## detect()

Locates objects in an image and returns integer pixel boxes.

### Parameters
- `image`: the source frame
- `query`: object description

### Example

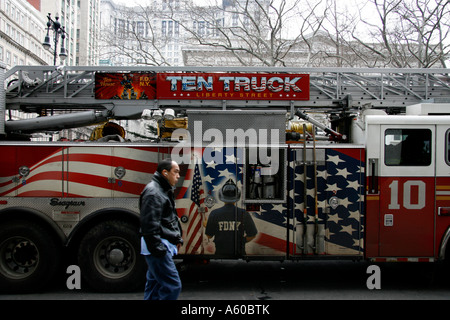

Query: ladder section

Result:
[5,66,450,118]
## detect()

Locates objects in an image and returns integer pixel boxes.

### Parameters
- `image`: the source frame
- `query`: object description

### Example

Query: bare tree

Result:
[400,0,450,67]
[99,0,449,68]
[172,0,319,67]
[311,0,360,67]
[297,0,330,67]
[101,0,331,67]
[351,0,450,68]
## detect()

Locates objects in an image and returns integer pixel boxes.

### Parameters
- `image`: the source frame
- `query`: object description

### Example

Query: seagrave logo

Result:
[170,120,280,175]
[50,198,86,209]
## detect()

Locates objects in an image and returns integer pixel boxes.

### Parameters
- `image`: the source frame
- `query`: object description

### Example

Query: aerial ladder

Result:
[2,65,450,136]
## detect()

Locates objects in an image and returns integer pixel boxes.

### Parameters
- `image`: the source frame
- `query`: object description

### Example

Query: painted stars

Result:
[323,150,364,252]
[201,147,244,199]
[327,154,345,166]
[259,203,289,226]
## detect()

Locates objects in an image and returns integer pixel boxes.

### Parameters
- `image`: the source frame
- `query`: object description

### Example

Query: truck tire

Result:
[77,220,145,292]
[0,220,61,293]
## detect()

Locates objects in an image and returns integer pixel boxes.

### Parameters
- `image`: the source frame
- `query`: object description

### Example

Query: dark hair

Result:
[157,158,174,174]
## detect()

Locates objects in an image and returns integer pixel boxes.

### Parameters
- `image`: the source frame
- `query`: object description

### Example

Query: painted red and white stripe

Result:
[0,146,161,198]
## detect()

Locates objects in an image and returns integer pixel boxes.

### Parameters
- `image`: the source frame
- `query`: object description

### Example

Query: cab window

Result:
[446,129,450,165]
[385,129,431,166]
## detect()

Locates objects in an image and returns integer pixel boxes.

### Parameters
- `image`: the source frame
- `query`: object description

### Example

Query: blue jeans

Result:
[143,253,181,300]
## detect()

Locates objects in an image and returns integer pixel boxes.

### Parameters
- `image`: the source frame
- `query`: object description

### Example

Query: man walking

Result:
[140,158,183,300]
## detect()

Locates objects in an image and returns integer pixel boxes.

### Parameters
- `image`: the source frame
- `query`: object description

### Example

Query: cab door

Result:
[378,125,435,257]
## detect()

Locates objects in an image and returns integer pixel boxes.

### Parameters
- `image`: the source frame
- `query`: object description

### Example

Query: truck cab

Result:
[365,103,450,261]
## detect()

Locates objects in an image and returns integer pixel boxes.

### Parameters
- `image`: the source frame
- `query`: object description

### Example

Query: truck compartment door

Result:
[65,146,113,197]
[291,146,364,257]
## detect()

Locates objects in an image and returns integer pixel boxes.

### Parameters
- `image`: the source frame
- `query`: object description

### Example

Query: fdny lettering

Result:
[218,221,241,231]
[166,75,303,93]
[138,75,155,87]
[50,198,86,209]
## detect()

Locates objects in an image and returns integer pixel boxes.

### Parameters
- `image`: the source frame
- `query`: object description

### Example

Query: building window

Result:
[162,20,167,36]
[6,51,11,66]
[137,21,145,36]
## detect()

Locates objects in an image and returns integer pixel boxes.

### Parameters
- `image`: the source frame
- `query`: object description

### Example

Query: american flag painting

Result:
[176,147,243,255]
[182,162,206,254]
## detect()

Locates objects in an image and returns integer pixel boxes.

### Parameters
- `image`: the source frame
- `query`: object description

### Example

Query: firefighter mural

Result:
[205,179,258,256]
[94,72,156,100]
[176,146,292,258]
[176,147,268,257]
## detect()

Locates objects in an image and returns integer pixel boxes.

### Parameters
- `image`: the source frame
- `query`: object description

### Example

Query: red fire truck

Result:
[1,66,450,293]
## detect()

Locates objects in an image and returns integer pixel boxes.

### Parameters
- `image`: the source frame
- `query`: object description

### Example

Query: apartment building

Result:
[0,0,53,68]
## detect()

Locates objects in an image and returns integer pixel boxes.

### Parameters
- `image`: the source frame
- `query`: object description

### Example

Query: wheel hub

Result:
[108,248,125,265]
[94,237,135,279]
[0,237,39,279]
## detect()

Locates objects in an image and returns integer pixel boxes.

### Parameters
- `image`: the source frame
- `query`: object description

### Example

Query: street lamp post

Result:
[42,13,68,65]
